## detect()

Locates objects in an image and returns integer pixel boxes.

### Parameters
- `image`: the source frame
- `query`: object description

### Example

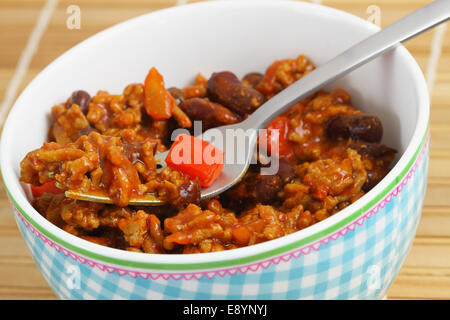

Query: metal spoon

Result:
[66,0,449,205]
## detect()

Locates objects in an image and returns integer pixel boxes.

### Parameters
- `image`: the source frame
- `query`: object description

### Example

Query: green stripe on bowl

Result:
[2,126,428,271]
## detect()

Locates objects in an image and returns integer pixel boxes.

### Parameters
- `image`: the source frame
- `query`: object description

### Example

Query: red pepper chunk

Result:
[165,134,224,188]
[259,116,294,158]
[144,67,174,120]
[31,181,64,198]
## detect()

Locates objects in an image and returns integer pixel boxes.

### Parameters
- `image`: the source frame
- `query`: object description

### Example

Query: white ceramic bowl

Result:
[0,0,429,299]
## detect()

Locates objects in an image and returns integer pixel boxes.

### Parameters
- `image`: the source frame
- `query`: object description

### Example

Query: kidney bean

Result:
[177,180,201,206]
[159,179,201,209]
[276,157,297,183]
[259,156,297,182]
[224,156,297,206]
[348,141,397,192]
[111,228,130,250]
[77,126,98,139]
[362,171,382,192]
[254,174,283,204]
[242,72,263,89]
[207,71,265,116]
[70,90,91,114]
[348,141,396,159]
[327,113,383,143]
[167,87,185,105]
[122,141,159,165]
[179,98,239,130]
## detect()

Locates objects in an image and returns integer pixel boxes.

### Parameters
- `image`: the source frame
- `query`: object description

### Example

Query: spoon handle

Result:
[245,0,450,130]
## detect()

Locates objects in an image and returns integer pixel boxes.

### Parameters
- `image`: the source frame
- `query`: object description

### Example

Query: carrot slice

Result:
[144,67,174,120]
[165,134,224,188]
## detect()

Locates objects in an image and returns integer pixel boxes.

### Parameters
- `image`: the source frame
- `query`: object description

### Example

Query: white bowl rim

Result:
[0,0,429,271]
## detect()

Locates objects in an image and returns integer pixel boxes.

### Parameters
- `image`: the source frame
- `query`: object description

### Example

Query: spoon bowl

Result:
[67,122,258,205]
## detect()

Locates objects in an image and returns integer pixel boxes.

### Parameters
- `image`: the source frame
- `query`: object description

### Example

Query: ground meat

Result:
[21,131,198,208]
[51,104,90,145]
[256,54,315,97]
[282,149,367,218]
[59,199,103,230]
[162,200,307,253]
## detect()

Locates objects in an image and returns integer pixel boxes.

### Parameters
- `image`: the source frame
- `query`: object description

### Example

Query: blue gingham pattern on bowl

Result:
[11,138,429,300]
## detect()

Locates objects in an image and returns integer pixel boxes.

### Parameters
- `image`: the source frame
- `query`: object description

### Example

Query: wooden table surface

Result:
[1,0,449,300]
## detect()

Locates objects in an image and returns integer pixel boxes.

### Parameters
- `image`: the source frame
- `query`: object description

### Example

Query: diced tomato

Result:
[259,116,294,158]
[30,181,64,198]
[165,134,224,188]
[144,67,174,120]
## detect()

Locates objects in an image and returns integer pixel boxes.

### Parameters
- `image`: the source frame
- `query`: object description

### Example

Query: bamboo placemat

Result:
[0,0,449,300]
